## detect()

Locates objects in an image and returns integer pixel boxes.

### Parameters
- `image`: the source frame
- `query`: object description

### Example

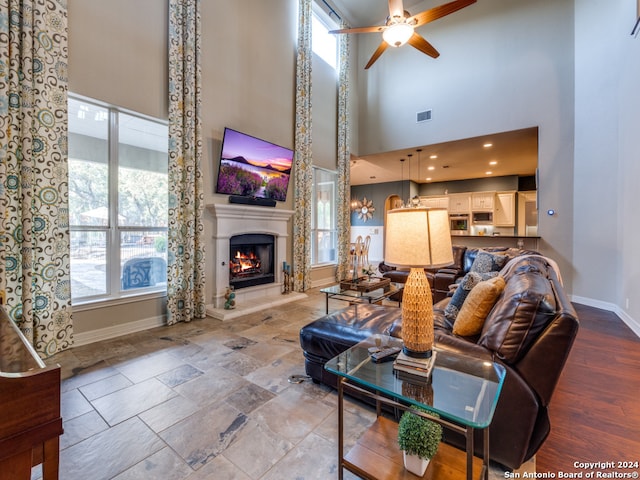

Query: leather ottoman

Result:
[299,303,401,387]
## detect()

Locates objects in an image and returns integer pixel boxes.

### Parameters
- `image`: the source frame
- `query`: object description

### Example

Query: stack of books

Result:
[393,350,437,379]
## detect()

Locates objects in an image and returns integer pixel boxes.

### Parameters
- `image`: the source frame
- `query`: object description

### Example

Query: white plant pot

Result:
[403,451,430,477]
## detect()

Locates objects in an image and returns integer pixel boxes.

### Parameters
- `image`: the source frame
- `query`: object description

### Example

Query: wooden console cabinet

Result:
[0,306,63,480]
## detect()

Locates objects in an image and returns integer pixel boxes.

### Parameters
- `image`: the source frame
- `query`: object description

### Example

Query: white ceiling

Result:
[350,127,539,186]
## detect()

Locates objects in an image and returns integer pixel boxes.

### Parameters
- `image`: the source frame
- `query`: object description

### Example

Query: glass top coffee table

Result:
[320,279,402,314]
[325,335,506,480]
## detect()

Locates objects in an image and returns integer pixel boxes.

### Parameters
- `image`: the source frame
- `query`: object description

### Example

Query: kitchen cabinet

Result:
[420,196,449,209]
[494,191,516,227]
[448,193,470,214]
[471,192,494,211]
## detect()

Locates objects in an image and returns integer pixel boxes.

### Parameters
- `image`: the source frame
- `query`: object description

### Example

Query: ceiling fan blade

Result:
[365,41,389,69]
[407,33,440,58]
[388,0,405,18]
[410,0,476,27]
[329,25,385,35]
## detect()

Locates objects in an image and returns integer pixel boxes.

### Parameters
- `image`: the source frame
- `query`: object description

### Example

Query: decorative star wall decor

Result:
[356,197,375,222]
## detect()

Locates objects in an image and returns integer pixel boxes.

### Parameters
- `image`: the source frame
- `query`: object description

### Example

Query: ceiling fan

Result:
[330,0,476,69]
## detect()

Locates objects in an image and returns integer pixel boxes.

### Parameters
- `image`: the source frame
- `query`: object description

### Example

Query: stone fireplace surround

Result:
[205,203,306,320]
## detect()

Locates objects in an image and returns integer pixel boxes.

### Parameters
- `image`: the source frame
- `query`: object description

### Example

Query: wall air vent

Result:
[416,109,432,123]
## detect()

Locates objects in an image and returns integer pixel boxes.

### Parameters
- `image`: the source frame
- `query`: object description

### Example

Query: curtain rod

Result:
[320,0,341,21]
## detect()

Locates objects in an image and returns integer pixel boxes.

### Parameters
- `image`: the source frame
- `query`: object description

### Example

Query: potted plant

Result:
[397,407,443,476]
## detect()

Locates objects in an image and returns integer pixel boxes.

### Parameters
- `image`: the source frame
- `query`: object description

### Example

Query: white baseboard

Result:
[570,295,640,338]
[73,315,166,347]
[613,306,640,338]
[311,277,338,289]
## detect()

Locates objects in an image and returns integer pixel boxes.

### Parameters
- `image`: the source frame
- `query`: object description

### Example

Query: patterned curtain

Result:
[293,0,313,292]
[335,24,351,282]
[0,0,73,357]
[167,0,206,325]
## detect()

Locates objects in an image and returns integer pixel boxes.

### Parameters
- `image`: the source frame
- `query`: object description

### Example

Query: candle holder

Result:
[283,270,293,294]
[282,263,293,294]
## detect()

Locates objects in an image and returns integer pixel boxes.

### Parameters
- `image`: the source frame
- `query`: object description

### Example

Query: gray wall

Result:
[351,175,524,226]
[349,0,640,332]
[573,0,640,326]
[617,9,640,325]
[353,0,575,288]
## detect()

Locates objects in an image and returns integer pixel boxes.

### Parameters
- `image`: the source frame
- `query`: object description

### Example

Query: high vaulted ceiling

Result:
[326,0,538,187]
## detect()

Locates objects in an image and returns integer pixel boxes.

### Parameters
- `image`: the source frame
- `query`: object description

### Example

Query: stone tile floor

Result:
[34,289,533,479]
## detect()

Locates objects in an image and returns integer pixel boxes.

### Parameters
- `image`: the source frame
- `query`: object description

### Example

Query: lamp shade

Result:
[382,23,414,47]
[385,208,453,268]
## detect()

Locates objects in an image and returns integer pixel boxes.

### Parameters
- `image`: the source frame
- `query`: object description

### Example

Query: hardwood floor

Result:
[536,303,640,473]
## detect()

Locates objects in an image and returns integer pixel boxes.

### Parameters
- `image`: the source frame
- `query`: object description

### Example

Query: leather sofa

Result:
[379,246,539,303]
[300,254,579,470]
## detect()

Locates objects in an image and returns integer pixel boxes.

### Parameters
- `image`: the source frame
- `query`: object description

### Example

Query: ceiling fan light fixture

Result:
[382,23,413,47]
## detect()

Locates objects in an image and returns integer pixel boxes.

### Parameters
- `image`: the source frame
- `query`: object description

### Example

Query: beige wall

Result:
[68,0,168,119]
[68,0,299,336]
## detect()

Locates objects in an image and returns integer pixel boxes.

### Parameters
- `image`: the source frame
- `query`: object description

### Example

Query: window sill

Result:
[312,262,337,269]
[72,290,167,312]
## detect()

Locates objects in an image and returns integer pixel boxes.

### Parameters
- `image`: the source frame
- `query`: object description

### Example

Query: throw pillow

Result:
[444,271,483,321]
[470,250,508,274]
[452,276,506,336]
[479,256,558,363]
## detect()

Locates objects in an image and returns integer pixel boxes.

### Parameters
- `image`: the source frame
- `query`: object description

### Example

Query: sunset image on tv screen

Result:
[216,128,293,202]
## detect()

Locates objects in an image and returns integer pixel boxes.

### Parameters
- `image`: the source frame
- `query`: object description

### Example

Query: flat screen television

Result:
[215,127,293,202]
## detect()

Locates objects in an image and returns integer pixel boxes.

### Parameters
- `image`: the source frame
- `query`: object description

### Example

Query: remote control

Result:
[370,346,401,363]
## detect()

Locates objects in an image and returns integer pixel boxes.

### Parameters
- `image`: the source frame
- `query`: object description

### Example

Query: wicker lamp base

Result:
[401,267,434,358]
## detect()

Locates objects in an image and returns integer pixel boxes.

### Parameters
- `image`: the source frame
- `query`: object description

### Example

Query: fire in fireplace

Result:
[229,233,275,290]
[230,250,262,277]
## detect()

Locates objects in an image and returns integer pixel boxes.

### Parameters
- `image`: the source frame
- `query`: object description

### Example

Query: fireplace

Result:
[206,203,304,320]
[229,234,275,290]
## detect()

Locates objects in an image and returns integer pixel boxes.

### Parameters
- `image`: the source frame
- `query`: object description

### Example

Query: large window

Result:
[311,168,338,265]
[68,96,168,303]
[312,7,338,69]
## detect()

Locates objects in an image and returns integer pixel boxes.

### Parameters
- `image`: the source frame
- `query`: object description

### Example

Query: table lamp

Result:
[385,207,453,358]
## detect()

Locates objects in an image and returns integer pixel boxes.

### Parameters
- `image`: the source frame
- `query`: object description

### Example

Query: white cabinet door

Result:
[448,194,470,214]
[471,192,494,211]
[494,191,516,226]
[420,196,449,209]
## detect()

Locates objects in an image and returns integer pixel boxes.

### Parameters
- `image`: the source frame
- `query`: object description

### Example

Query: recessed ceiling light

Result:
[483,143,493,148]
[430,155,437,159]
[426,177,432,181]
[489,160,497,165]
[427,166,435,171]
[485,171,493,175]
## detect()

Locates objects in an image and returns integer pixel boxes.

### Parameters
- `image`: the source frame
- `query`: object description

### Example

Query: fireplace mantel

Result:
[205,203,305,320]
[208,203,295,232]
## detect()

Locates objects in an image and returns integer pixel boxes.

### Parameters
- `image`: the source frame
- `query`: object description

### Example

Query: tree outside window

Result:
[68,96,168,302]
